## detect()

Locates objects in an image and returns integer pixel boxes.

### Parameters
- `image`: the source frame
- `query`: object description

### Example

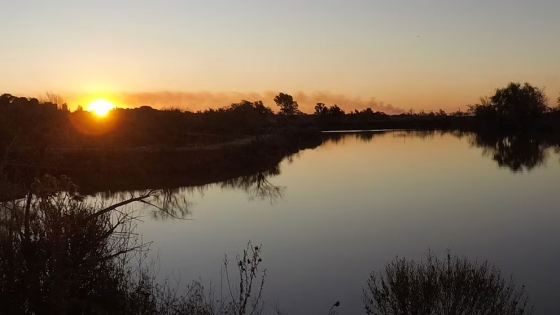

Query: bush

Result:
[0,175,267,315]
[363,250,533,315]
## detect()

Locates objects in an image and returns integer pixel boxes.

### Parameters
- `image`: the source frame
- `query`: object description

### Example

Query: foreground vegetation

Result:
[364,251,532,315]
[0,175,269,314]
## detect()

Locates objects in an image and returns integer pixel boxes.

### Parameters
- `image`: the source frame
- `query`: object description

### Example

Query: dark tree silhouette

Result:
[228,100,273,116]
[493,82,548,117]
[314,103,345,117]
[314,103,328,115]
[274,93,300,115]
[469,82,549,124]
[328,104,345,117]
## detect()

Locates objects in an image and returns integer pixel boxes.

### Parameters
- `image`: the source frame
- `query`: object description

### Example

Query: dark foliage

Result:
[274,93,301,116]
[0,175,268,314]
[363,250,533,315]
[469,82,549,126]
[199,100,273,135]
[314,103,345,117]
[0,175,149,314]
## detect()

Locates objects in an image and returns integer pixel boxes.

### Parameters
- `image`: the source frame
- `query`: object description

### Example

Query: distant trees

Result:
[436,109,447,117]
[469,82,549,124]
[229,100,273,116]
[327,104,344,117]
[42,92,68,111]
[350,108,388,119]
[274,93,301,115]
[0,93,64,151]
[199,100,274,135]
[314,103,328,115]
[203,100,273,116]
[3,82,560,153]
[314,103,345,117]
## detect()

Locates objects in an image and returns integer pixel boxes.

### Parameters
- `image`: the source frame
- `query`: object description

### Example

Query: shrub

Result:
[0,175,267,315]
[363,250,533,315]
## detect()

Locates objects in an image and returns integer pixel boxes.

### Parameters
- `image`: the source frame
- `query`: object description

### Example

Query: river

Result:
[105,130,560,314]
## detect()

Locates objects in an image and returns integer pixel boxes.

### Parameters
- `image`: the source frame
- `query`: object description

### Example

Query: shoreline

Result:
[2,130,323,198]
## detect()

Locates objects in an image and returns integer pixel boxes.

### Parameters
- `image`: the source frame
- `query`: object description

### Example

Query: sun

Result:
[86,98,115,117]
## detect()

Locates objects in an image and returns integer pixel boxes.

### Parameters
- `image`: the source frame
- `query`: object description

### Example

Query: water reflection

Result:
[325,130,559,173]
[92,189,193,221]
[469,133,548,172]
[96,129,560,220]
[323,131,386,145]
[219,166,285,203]
[94,166,284,220]
[109,130,560,314]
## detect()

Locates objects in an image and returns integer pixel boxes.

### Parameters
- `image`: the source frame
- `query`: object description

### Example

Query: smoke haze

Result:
[66,91,403,114]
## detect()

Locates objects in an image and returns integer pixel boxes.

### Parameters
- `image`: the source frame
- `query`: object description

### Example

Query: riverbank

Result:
[311,113,560,133]
[2,128,322,197]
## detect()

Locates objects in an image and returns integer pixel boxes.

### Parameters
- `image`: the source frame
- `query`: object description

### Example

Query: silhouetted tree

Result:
[361,108,374,116]
[468,97,498,119]
[470,82,548,124]
[450,109,466,117]
[348,108,388,120]
[42,92,66,110]
[0,93,15,105]
[229,100,273,116]
[313,103,345,119]
[274,93,300,115]
[328,104,345,117]
[436,109,447,117]
[314,103,328,115]
[199,100,274,135]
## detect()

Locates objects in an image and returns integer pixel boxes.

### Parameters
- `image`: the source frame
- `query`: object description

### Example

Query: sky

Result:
[1,0,560,113]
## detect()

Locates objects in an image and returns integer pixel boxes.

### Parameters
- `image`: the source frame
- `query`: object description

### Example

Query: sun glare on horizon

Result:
[86,98,115,117]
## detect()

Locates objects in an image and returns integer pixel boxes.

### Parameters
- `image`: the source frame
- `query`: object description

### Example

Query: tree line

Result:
[2,82,560,153]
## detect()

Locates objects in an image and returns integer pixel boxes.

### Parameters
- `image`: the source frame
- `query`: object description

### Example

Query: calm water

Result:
[118,131,560,314]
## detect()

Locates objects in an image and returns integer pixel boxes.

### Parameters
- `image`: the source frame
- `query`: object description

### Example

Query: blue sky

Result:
[1,0,559,111]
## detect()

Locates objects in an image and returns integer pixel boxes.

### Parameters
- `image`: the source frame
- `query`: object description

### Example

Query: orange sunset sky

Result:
[2,1,560,114]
